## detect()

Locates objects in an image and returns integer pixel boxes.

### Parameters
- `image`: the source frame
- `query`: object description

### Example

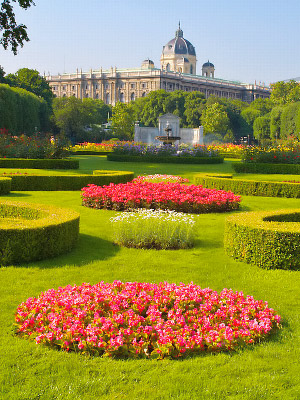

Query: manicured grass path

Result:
[0,156,299,400]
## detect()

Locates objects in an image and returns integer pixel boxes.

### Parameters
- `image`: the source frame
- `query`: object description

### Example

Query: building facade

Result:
[46,25,270,105]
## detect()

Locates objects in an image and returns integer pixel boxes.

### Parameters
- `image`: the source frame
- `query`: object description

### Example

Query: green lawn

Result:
[0,156,299,400]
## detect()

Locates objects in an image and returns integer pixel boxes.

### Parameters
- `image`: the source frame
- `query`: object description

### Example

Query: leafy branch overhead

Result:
[0,0,35,54]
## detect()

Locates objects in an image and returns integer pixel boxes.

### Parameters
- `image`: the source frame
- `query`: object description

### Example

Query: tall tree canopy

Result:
[6,68,54,106]
[0,0,35,54]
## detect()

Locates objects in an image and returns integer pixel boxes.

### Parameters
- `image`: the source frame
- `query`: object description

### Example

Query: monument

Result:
[134,113,203,145]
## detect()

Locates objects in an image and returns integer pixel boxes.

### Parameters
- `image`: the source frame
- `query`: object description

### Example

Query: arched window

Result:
[130,92,135,101]
[106,93,110,104]
[166,63,170,72]
[142,92,146,97]
[119,92,125,102]
[95,93,99,99]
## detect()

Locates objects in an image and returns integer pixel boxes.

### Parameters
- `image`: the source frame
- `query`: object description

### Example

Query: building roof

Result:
[162,24,196,56]
[203,60,214,68]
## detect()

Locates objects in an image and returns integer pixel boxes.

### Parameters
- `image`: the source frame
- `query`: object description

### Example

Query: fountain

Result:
[155,122,181,145]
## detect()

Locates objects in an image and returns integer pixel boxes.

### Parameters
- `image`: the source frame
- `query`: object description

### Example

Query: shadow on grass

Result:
[15,234,120,269]
[6,192,31,197]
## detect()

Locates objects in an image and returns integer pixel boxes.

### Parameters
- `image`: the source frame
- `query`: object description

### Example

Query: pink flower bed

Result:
[15,281,281,359]
[81,182,241,213]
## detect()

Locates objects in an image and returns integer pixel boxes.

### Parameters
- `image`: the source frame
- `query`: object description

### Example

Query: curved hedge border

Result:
[0,170,134,191]
[0,158,79,169]
[194,173,300,198]
[0,200,80,265]
[224,209,300,270]
[233,162,300,175]
[0,177,11,194]
[107,154,224,164]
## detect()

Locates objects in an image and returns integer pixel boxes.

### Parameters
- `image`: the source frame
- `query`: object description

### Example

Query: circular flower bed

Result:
[15,281,280,359]
[81,181,241,213]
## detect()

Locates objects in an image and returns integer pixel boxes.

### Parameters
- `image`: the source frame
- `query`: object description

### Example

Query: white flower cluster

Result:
[110,209,196,250]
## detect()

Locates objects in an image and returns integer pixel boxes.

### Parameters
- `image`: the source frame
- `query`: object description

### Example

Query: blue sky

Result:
[0,0,299,85]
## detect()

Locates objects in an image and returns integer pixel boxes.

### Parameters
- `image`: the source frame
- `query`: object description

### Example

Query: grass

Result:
[0,156,300,399]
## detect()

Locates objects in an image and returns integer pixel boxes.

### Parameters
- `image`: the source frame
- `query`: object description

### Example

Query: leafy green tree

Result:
[253,115,271,140]
[6,68,54,107]
[201,103,230,138]
[184,92,206,127]
[0,0,35,54]
[270,106,284,140]
[270,81,300,105]
[163,91,187,126]
[0,65,5,82]
[133,90,168,127]
[110,102,135,140]
[280,102,300,139]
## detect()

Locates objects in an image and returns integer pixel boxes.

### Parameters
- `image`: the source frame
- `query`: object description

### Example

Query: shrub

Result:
[110,209,195,249]
[0,132,69,159]
[194,173,300,198]
[224,209,300,269]
[0,177,11,194]
[0,200,80,265]
[241,145,300,164]
[1,170,134,191]
[15,281,281,359]
[107,154,224,164]
[233,162,300,174]
[0,158,79,169]
[81,181,241,213]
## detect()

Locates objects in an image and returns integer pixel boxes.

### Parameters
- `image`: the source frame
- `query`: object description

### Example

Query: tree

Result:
[6,68,54,107]
[253,115,271,141]
[270,81,300,106]
[0,0,35,54]
[184,92,206,127]
[280,102,300,139]
[110,102,135,140]
[0,65,5,82]
[270,106,283,140]
[201,103,230,138]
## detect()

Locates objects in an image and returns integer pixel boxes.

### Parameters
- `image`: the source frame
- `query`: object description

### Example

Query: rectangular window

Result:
[85,84,89,90]
[130,83,135,89]
[62,86,66,91]
[95,84,98,89]
[72,85,75,90]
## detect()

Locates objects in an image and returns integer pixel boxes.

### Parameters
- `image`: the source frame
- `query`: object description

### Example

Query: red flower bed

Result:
[81,182,241,213]
[15,281,281,359]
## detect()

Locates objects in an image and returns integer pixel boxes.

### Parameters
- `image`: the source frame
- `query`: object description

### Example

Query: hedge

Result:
[0,158,79,169]
[224,209,300,270]
[0,200,80,265]
[0,177,11,195]
[233,162,300,174]
[107,154,224,164]
[2,170,134,191]
[194,173,300,198]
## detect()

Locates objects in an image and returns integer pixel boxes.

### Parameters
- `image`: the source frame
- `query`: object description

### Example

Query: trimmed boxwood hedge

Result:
[107,154,224,164]
[0,177,11,194]
[0,200,80,265]
[0,158,79,169]
[233,162,300,174]
[2,170,134,191]
[194,173,300,198]
[224,209,300,270]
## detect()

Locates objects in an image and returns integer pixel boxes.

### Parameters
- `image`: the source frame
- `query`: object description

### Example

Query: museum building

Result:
[46,24,270,105]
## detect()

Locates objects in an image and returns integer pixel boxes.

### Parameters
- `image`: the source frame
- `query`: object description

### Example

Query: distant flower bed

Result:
[71,141,133,152]
[81,181,241,213]
[242,145,300,164]
[132,174,189,184]
[15,281,281,359]
[208,144,245,157]
[113,143,219,158]
[0,131,68,159]
[111,209,195,249]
